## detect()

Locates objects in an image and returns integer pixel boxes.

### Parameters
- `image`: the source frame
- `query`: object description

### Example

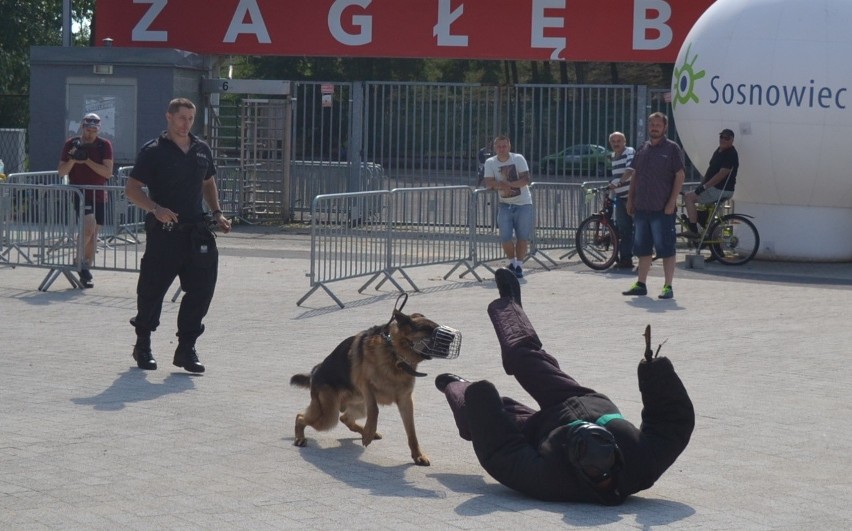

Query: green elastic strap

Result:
[595,413,624,426]
[567,413,624,428]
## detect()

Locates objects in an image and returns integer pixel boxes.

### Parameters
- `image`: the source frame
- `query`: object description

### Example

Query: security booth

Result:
[28,46,296,222]
[28,46,208,171]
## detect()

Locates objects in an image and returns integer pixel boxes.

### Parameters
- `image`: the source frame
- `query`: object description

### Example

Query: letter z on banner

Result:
[97,0,714,63]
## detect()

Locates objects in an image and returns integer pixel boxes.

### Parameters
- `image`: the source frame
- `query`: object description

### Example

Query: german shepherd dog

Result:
[291,307,460,466]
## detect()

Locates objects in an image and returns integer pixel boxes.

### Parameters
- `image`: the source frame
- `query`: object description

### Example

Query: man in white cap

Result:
[58,113,114,288]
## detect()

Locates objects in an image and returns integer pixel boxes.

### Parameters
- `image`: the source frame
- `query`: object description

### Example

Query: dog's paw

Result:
[361,430,383,447]
[413,454,431,466]
[293,438,308,447]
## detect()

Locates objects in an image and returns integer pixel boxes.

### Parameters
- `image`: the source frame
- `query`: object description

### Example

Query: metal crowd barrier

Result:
[76,184,145,273]
[299,183,591,308]
[0,182,85,290]
[469,188,504,274]
[385,185,478,288]
[529,182,589,268]
[120,161,384,224]
[6,171,66,186]
[289,161,385,222]
[297,190,391,307]
[1,178,147,291]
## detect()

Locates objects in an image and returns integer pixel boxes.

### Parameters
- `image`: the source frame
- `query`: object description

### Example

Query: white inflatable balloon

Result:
[672,0,852,260]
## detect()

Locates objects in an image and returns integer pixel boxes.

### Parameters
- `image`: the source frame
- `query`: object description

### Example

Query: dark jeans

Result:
[132,223,218,344]
[614,196,633,263]
[442,298,596,440]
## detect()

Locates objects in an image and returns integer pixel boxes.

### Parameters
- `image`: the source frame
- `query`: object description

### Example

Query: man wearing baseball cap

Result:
[58,112,114,288]
[682,128,739,238]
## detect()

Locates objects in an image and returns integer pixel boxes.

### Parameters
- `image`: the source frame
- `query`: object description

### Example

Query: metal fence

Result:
[0,128,27,175]
[5,82,699,226]
[1,182,85,290]
[205,81,686,223]
[299,183,592,308]
[1,174,146,291]
[528,181,593,267]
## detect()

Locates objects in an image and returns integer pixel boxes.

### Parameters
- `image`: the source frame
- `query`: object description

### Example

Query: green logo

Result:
[672,44,706,108]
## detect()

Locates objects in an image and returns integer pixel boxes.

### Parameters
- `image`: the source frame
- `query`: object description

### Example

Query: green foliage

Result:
[0,0,95,126]
[241,56,669,87]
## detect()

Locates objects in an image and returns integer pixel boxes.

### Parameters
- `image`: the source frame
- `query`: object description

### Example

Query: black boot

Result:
[173,343,205,373]
[132,332,157,370]
[495,267,522,306]
[435,373,468,392]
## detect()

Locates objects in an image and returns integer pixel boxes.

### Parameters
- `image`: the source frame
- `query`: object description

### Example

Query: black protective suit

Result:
[441,297,694,504]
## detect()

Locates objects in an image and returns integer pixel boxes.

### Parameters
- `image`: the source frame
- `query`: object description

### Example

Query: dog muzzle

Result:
[412,325,462,360]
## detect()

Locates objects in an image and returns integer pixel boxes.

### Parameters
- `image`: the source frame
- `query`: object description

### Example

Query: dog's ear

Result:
[392,309,412,327]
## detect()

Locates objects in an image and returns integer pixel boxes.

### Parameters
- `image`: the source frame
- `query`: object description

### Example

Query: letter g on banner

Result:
[329,0,373,46]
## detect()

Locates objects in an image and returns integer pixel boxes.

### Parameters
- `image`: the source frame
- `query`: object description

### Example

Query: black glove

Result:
[694,185,705,196]
[643,324,667,362]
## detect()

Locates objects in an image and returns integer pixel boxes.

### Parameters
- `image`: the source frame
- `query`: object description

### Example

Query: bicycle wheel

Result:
[708,214,760,265]
[575,214,618,270]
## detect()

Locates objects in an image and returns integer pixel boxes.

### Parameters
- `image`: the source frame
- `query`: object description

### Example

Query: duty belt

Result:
[160,221,208,232]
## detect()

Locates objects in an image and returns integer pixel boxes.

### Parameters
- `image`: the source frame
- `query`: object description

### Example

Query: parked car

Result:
[537,144,612,176]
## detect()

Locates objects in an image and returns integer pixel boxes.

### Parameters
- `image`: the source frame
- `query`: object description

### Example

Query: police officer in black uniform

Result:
[125,98,232,373]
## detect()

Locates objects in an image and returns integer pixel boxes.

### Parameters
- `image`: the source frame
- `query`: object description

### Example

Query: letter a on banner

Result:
[224,0,271,43]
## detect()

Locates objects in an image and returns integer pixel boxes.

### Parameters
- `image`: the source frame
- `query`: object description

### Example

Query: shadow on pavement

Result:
[71,369,196,411]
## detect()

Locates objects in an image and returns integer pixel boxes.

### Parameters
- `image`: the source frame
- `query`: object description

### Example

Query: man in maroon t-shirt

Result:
[58,113,114,288]
[623,113,685,300]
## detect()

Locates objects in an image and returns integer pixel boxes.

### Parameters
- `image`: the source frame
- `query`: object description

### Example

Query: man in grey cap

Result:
[58,112,114,288]
[683,128,739,237]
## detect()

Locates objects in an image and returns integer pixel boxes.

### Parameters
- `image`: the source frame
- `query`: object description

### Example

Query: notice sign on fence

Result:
[322,84,334,108]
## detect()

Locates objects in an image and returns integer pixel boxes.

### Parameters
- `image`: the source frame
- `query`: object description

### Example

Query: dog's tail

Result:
[290,373,311,388]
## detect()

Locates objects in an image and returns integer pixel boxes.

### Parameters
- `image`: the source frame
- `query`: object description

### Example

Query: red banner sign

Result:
[95,0,714,63]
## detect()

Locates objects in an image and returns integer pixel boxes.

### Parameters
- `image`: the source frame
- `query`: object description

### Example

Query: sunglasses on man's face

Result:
[83,119,101,126]
[719,135,732,140]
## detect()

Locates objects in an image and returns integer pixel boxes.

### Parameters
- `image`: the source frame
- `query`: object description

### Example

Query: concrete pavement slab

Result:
[1,226,851,530]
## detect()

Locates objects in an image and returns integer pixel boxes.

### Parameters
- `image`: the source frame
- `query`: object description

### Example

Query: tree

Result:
[0,0,95,127]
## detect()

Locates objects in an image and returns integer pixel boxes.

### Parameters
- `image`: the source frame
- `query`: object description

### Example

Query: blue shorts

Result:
[633,210,676,258]
[497,203,534,243]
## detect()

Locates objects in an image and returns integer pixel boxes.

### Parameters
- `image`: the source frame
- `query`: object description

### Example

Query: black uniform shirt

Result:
[131,132,216,224]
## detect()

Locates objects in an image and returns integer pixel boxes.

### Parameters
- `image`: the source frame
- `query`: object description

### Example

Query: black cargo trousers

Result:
[131,217,218,345]
[442,297,597,440]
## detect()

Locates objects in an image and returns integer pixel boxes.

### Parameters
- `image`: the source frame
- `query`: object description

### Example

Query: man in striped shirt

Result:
[608,132,636,270]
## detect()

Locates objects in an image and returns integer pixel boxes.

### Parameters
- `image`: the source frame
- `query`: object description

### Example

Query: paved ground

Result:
[2,226,851,530]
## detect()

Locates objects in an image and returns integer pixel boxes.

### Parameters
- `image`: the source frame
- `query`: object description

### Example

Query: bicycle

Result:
[676,193,760,266]
[576,185,761,269]
[575,186,621,270]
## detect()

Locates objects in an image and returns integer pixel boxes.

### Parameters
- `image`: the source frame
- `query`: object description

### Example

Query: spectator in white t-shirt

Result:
[483,135,533,279]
